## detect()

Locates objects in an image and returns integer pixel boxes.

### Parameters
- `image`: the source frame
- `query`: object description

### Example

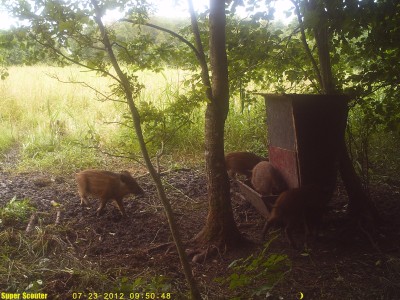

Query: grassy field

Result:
[0,65,267,173]
[0,66,117,171]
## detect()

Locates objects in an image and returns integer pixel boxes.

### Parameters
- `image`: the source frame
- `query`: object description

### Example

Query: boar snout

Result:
[225,151,264,179]
[120,171,145,195]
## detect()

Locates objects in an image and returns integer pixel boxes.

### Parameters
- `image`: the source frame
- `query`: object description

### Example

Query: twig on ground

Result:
[55,209,62,225]
[25,213,37,233]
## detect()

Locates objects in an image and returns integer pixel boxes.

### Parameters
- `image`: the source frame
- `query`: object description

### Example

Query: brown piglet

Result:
[225,151,264,179]
[75,169,144,217]
[251,161,286,195]
[262,185,327,248]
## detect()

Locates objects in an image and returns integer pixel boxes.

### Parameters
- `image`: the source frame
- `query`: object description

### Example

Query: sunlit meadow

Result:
[0,65,266,173]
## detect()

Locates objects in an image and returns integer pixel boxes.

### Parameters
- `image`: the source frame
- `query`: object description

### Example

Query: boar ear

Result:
[119,171,132,184]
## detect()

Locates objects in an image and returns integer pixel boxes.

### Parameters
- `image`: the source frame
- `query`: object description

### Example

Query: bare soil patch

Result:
[0,164,399,299]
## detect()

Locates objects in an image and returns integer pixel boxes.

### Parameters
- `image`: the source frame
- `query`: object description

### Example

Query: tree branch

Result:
[291,0,323,92]
[120,19,202,60]
[47,73,125,103]
[122,4,213,102]
[30,34,122,84]
[187,0,213,102]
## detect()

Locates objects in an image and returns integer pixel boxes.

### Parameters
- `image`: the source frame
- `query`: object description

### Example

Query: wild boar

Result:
[251,161,286,195]
[262,185,327,248]
[225,151,264,179]
[75,169,144,217]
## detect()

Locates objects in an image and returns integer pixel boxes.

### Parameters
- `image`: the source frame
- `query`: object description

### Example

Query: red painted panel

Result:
[269,146,300,189]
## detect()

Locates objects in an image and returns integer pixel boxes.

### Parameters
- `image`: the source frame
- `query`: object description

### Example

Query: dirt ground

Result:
[1,156,400,299]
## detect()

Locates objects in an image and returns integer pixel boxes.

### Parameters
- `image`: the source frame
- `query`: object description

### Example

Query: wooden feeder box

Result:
[236,94,349,218]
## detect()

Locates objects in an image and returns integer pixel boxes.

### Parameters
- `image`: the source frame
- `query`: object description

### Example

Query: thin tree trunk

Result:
[91,1,201,298]
[314,25,335,94]
[339,138,380,220]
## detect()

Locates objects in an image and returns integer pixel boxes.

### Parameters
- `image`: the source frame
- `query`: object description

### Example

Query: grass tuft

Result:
[0,197,36,227]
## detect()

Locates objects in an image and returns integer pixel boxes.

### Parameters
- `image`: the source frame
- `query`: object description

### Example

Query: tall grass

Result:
[0,65,268,173]
[0,66,116,172]
[0,123,14,155]
[225,96,268,157]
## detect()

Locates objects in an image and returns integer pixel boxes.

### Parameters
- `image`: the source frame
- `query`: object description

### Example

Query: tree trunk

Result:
[193,0,242,248]
[338,139,380,221]
[195,104,243,247]
[314,25,335,94]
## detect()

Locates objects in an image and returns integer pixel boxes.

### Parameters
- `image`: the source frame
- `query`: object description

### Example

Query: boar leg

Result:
[305,213,322,244]
[285,225,298,249]
[79,194,90,206]
[261,220,269,240]
[114,198,126,217]
[96,198,107,216]
[303,221,310,249]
